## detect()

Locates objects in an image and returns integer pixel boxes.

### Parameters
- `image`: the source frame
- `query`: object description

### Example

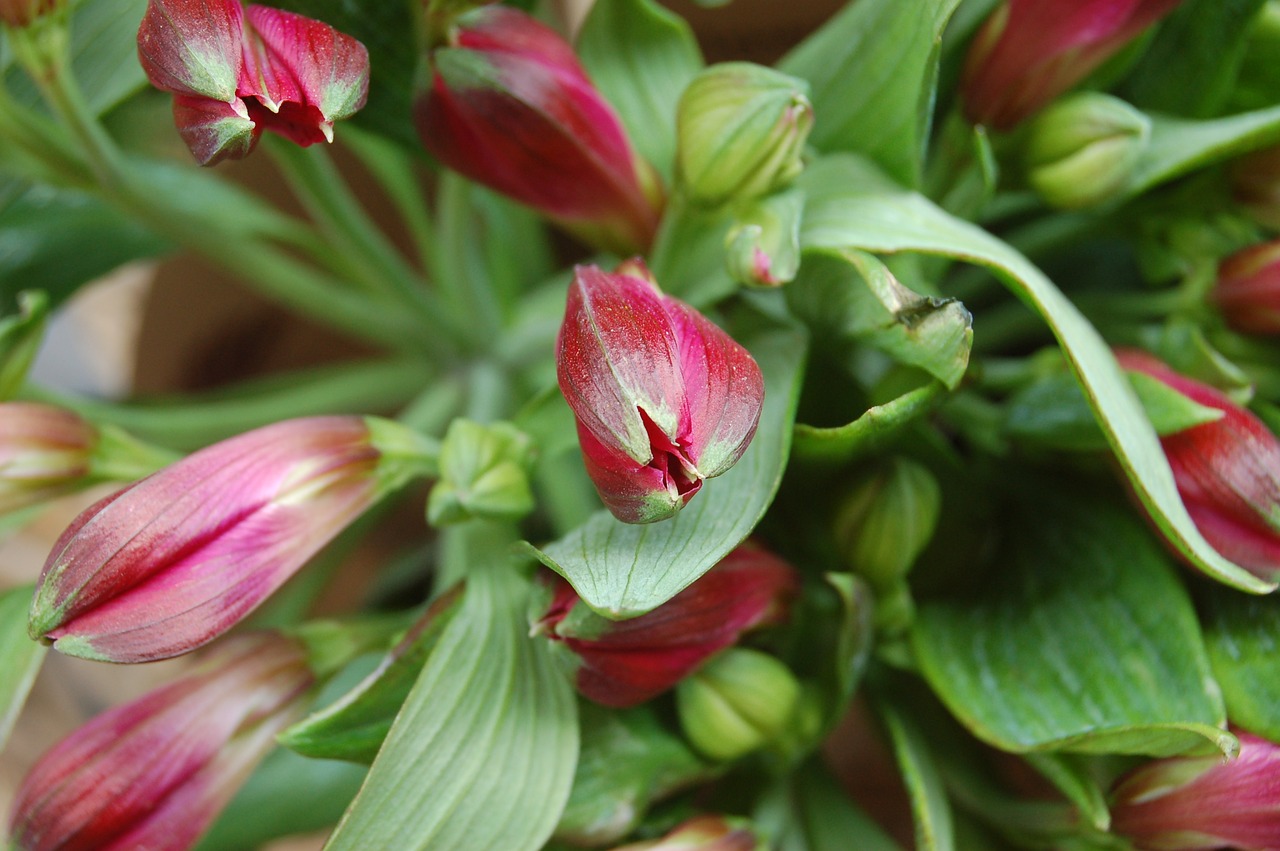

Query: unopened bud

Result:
[834,457,941,589]
[611,815,766,851]
[1023,93,1149,209]
[1231,144,1280,232]
[676,648,800,762]
[428,419,534,525]
[1213,239,1280,335]
[725,189,802,287]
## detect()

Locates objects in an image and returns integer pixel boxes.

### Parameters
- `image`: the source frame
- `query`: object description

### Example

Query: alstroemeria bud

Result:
[724,189,803,288]
[676,648,800,761]
[675,63,812,208]
[1116,350,1280,581]
[137,0,369,165]
[1233,144,1280,233]
[1110,730,1280,850]
[530,543,799,708]
[1212,239,1280,335]
[961,0,1185,131]
[1023,92,1149,209]
[28,416,433,663]
[0,0,61,28]
[0,403,96,516]
[834,457,941,590]
[8,632,313,851]
[557,260,764,524]
[427,419,534,526]
[414,5,662,255]
[610,815,766,851]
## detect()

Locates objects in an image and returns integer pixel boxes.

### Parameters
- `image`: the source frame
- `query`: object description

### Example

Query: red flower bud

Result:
[27,416,421,663]
[1213,240,1280,336]
[530,543,799,708]
[8,633,314,851]
[1111,730,1280,850]
[0,402,96,515]
[557,260,764,524]
[137,0,369,164]
[414,5,662,255]
[1117,350,1280,581]
[961,0,1184,131]
[610,815,765,851]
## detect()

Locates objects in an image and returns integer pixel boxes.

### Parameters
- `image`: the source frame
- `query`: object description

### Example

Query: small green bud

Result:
[427,419,534,525]
[676,648,800,762]
[1023,92,1149,209]
[677,62,812,208]
[833,458,941,589]
[725,189,803,287]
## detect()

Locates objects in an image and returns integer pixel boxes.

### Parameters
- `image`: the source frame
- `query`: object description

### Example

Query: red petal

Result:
[137,0,244,101]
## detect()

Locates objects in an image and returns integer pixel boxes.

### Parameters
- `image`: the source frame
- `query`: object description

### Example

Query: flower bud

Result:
[28,416,432,663]
[0,0,61,28]
[137,0,370,165]
[1110,729,1280,850]
[833,457,941,590]
[610,815,766,851]
[427,419,534,525]
[530,543,799,708]
[1212,239,1280,335]
[675,62,812,208]
[8,632,314,851]
[415,5,662,255]
[1023,92,1149,209]
[1116,350,1280,581]
[0,403,97,516]
[961,0,1185,131]
[1232,144,1280,232]
[557,260,764,524]
[724,189,803,288]
[676,648,800,762]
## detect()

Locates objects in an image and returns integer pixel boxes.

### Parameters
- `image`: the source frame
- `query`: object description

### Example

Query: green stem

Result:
[340,126,438,274]
[433,173,506,347]
[0,84,92,188]
[88,424,183,481]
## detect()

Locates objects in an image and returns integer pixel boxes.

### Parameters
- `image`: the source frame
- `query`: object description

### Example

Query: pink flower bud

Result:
[1111,730,1280,850]
[557,260,764,524]
[610,815,765,851]
[530,543,799,708]
[1213,240,1280,336]
[28,417,400,663]
[137,0,369,165]
[414,5,662,255]
[961,0,1185,131]
[0,402,96,515]
[1116,350,1280,581]
[9,633,314,851]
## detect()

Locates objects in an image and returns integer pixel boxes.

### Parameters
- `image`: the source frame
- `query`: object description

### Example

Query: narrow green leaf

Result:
[1023,753,1111,832]
[878,699,955,851]
[780,0,963,187]
[0,585,44,750]
[0,290,48,399]
[1127,104,1280,197]
[912,490,1233,757]
[1201,583,1280,742]
[798,153,1272,593]
[576,0,703,182]
[768,759,903,851]
[527,323,806,618]
[825,573,875,724]
[792,380,947,465]
[325,565,578,851]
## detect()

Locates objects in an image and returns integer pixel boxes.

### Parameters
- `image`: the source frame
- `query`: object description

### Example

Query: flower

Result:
[530,543,799,708]
[414,5,662,255]
[8,632,313,851]
[0,402,96,515]
[610,815,765,851]
[961,0,1185,131]
[1212,239,1280,335]
[1117,350,1280,581]
[1110,729,1280,850]
[137,0,369,165]
[556,260,764,524]
[28,416,426,663]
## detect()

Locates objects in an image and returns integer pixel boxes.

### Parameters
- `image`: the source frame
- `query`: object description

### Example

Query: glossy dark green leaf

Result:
[0,290,48,399]
[878,699,954,851]
[528,323,807,618]
[325,564,578,851]
[912,492,1233,757]
[1201,583,1280,742]
[792,380,947,465]
[0,585,44,749]
[780,0,962,187]
[798,152,1271,593]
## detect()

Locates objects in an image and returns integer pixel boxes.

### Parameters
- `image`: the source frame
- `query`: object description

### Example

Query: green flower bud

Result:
[1023,92,1149,210]
[428,419,534,525]
[725,189,803,287]
[676,62,812,208]
[676,648,799,762]
[833,457,941,589]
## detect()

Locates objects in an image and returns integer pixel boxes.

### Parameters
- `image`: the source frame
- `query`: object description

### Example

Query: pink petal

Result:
[137,0,244,102]
[172,94,259,165]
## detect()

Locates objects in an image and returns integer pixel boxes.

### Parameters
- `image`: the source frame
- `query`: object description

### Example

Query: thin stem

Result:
[340,125,438,273]
[433,173,506,347]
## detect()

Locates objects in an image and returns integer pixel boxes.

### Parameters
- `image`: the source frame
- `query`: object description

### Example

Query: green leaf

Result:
[787,249,972,389]
[576,0,703,183]
[878,698,955,851]
[792,380,947,465]
[798,152,1272,593]
[649,197,737,307]
[1126,104,1280,197]
[0,290,48,399]
[911,490,1233,757]
[527,322,807,618]
[0,584,44,750]
[1023,753,1111,832]
[780,0,962,188]
[1201,583,1280,742]
[324,564,578,851]
[767,759,903,851]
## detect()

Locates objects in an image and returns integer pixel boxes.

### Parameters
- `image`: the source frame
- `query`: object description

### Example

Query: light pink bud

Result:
[414,5,662,255]
[28,417,388,663]
[0,402,97,515]
[610,815,765,851]
[8,633,313,851]
[556,260,764,524]
[961,0,1185,131]
[1117,350,1280,581]
[1111,730,1280,850]
[1213,240,1280,336]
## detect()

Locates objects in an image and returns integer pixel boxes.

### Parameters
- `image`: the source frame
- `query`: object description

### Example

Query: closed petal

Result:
[137,0,244,102]
[172,94,259,165]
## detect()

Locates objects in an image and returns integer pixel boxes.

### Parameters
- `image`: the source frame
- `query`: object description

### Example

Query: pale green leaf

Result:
[1127,104,1280,197]
[0,584,44,750]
